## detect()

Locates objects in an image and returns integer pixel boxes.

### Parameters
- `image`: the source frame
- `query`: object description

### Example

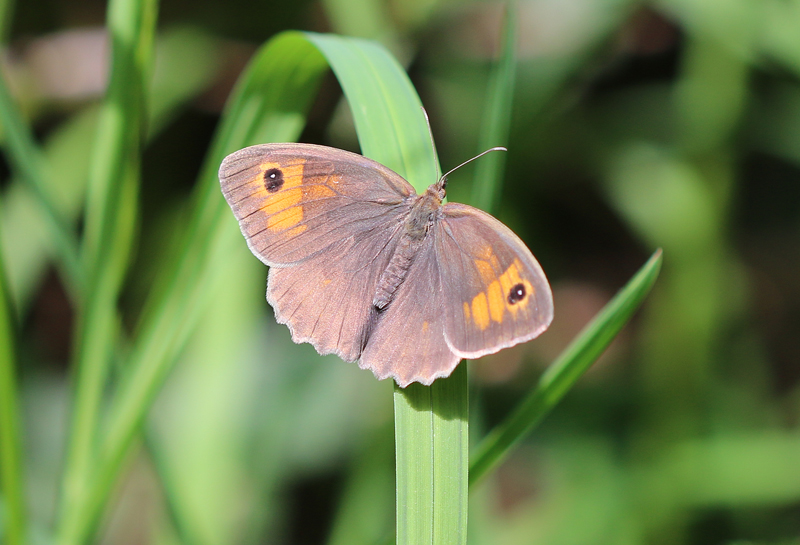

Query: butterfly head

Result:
[432,176,447,200]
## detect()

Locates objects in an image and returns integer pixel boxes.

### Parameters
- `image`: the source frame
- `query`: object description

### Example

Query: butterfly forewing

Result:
[219,143,415,266]
[435,203,553,359]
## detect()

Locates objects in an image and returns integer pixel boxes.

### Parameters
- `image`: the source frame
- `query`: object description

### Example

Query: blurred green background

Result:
[3,0,800,544]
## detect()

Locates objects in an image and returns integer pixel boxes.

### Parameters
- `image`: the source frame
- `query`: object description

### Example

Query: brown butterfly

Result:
[218,143,553,387]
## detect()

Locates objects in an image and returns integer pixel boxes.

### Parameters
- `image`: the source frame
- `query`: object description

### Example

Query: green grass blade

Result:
[0,26,222,545]
[428,368,469,544]
[304,33,468,545]
[59,32,329,545]
[0,212,25,545]
[471,1,518,213]
[469,249,663,485]
[57,0,158,541]
[0,71,83,297]
[393,365,469,545]
[80,0,156,270]
[0,28,222,314]
[305,33,438,188]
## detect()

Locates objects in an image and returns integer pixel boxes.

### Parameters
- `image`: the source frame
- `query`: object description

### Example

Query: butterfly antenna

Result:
[440,147,507,183]
[420,107,506,186]
[421,107,441,179]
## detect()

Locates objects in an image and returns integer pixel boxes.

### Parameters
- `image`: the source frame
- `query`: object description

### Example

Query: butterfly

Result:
[218,143,553,387]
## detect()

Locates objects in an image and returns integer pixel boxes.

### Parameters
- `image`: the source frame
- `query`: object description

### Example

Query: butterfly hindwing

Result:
[359,236,460,386]
[435,203,553,359]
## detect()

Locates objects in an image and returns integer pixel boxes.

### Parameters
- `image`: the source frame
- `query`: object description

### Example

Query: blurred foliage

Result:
[0,0,799,544]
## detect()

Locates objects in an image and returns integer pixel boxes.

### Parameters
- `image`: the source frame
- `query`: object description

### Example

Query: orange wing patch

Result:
[486,280,505,323]
[498,259,534,316]
[244,160,340,236]
[466,252,536,329]
[249,160,306,233]
[470,292,491,331]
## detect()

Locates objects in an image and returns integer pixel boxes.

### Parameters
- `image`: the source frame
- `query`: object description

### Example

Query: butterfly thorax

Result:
[372,186,443,311]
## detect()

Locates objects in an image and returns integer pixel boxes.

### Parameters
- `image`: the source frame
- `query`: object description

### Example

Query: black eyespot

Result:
[264,168,284,192]
[507,283,526,305]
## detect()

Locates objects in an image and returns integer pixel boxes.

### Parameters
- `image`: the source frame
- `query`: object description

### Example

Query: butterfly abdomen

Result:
[372,237,418,310]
